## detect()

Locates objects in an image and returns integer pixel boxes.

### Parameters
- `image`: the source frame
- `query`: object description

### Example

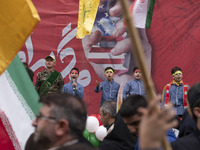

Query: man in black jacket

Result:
[99,95,147,150]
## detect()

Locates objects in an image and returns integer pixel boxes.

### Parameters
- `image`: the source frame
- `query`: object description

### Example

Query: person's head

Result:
[171,67,183,82]
[70,68,79,81]
[187,82,200,128]
[26,68,34,82]
[104,67,115,81]
[23,62,29,68]
[133,66,142,80]
[100,100,117,127]
[120,95,147,136]
[45,55,56,69]
[32,93,87,148]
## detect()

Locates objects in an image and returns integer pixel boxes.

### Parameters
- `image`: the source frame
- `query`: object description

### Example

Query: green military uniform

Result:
[35,69,64,96]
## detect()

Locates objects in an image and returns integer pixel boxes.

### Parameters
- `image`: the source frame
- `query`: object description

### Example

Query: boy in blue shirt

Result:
[95,67,120,105]
[62,68,84,99]
[123,66,146,100]
[162,66,190,117]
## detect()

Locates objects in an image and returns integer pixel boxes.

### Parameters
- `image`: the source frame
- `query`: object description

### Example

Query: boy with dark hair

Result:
[62,67,84,99]
[162,66,190,117]
[171,66,182,75]
[120,95,147,136]
[100,95,147,150]
[123,66,145,100]
[95,67,120,105]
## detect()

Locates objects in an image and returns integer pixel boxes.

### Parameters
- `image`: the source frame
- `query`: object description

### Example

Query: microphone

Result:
[72,79,76,91]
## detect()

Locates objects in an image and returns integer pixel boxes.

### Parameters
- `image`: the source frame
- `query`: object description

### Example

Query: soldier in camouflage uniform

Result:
[35,55,64,97]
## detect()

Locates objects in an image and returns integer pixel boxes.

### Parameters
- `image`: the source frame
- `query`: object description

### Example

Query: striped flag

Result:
[84,2,129,76]
[130,0,155,28]
[0,56,40,150]
[76,0,100,39]
[88,47,128,75]
[0,0,40,75]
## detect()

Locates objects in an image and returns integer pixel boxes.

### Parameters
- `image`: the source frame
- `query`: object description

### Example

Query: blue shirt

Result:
[123,79,146,100]
[135,129,176,150]
[162,82,190,115]
[62,81,84,99]
[95,80,120,105]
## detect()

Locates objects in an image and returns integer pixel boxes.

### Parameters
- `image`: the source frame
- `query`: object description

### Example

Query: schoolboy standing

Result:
[62,68,84,99]
[123,66,146,100]
[95,67,120,105]
[162,66,190,117]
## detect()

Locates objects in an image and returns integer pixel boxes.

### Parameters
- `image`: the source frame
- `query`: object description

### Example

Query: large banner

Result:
[20,0,200,114]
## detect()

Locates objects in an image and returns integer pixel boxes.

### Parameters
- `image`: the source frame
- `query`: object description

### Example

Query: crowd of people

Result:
[23,55,200,150]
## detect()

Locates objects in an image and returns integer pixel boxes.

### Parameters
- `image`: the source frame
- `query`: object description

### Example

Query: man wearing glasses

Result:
[30,93,91,150]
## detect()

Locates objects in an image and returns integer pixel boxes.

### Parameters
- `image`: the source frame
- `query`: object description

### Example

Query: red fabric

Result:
[20,0,200,114]
[0,120,15,150]
[183,83,189,107]
[147,1,200,93]
[165,82,188,107]
[0,112,17,150]
[20,0,102,114]
[165,83,171,105]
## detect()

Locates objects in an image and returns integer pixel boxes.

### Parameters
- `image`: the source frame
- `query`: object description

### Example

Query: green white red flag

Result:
[0,56,40,150]
[130,0,155,28]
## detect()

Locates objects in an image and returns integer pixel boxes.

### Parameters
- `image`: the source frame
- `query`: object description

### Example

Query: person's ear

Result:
[193,107,200,119]
[105,112,110,119]
[55,119,69,136]
[172,75,175,80]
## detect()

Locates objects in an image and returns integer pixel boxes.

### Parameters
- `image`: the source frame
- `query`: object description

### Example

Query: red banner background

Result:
[20,0,200,114]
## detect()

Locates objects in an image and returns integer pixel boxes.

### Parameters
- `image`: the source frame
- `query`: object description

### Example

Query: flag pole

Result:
[118,0,171,150]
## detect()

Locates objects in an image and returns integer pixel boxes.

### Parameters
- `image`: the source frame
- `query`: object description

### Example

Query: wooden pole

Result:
[118,0,171,150]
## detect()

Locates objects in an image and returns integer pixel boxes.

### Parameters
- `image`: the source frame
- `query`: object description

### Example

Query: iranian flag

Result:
[130,0,155,28]
[0,0,40,148]
[0,56,40,150]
